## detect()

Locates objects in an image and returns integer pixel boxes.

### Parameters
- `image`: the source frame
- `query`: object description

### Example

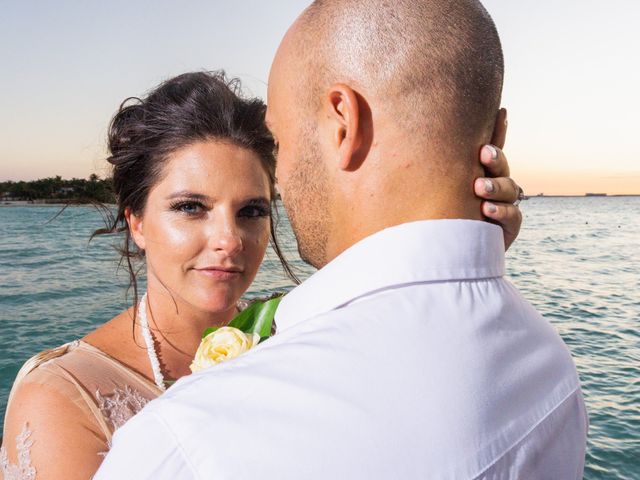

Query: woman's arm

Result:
[2,381,106,480]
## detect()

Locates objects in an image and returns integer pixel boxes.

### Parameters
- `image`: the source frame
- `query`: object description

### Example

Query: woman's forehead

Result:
[153,141,271,197]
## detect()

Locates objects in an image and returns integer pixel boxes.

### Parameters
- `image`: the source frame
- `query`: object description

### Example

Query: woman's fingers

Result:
[482,201,522,251]
[480,144,510,177]
[474,176,521,204]
[476,109,522,251]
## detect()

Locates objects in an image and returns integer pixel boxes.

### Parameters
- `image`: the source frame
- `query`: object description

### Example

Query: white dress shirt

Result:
[95,220,587,480]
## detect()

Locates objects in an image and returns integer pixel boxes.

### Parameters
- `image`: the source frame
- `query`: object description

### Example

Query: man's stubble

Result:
[282,125,332,270]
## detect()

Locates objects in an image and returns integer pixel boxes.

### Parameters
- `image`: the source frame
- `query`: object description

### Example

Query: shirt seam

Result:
[149,410,202,480]
[349,275,504,300]
[470,384,581,479]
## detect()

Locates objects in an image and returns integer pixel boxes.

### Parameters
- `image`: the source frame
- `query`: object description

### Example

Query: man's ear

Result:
[490,108,508,149]
[125,207,146,251]
[325,83,363,171]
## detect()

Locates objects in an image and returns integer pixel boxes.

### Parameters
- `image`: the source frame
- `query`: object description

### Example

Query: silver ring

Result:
[513,186,526,207]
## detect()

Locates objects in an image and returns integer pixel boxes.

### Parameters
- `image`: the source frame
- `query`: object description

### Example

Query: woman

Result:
[0,71,520,479]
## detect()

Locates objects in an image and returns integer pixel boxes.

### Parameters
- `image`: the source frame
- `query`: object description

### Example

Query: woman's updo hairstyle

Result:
[94,71,296,306]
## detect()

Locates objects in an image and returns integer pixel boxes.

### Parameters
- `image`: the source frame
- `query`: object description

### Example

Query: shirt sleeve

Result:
[93,409,197,480]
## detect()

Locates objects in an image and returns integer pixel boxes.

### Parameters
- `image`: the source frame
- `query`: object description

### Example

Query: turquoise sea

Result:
[1,197,639,478]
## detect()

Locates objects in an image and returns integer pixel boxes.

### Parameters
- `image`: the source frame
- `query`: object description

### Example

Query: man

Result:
[96,0,587,478]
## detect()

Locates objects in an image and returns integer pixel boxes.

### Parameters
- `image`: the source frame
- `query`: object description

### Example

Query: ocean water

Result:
[1,197,638,478]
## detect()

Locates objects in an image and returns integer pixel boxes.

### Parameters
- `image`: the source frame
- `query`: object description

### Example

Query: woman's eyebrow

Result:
[166,191,210,201]
[166,193,270,205]
[245,197,270,205]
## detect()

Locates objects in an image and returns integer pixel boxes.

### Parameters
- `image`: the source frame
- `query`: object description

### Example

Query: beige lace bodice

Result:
[0,340,163,479]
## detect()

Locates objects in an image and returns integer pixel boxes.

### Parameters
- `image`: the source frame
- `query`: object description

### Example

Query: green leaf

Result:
[201,295,284,340]
[229,295,283,338]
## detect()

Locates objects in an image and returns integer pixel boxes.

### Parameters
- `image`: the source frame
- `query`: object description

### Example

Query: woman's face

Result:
[129,140,271,315]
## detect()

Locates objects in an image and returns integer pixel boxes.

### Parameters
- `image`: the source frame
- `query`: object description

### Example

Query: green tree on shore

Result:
[0,175,115,203]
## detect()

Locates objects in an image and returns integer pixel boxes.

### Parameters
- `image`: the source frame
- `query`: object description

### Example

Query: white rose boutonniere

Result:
[190,327,260,373]
[189,294,284,374]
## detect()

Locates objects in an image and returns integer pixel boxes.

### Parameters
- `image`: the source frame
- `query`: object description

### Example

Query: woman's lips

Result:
[193,267,243,280]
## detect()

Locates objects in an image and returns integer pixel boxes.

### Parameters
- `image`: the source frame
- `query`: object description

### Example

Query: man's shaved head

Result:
[268,0,505,266]
[295,0,504,146]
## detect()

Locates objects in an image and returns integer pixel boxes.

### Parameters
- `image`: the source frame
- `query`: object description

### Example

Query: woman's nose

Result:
[209,218,243,256]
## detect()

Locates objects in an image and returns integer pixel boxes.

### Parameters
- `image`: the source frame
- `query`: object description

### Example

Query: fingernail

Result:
[486,202,498,214]
[485,144,498,161]
[484,179,495,193]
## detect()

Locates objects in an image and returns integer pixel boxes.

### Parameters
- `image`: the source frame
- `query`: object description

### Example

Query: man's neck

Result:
[325,179,484,265]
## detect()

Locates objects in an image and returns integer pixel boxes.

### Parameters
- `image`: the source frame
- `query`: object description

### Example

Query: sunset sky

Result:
[1,0,638,195]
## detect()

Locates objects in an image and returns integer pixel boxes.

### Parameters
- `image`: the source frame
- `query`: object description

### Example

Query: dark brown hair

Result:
[93,71,297,309]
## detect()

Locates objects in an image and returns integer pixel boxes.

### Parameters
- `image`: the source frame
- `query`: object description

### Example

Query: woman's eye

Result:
[239,205,270,218]
[171,201,204,215]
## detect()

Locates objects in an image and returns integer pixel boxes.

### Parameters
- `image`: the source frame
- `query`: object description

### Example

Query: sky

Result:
[1,0,638,195]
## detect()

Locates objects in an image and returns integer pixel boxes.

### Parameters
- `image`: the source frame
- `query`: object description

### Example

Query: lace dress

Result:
[0,340,163,479]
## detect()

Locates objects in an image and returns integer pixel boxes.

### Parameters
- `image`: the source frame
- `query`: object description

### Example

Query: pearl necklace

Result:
[138,293,166,391]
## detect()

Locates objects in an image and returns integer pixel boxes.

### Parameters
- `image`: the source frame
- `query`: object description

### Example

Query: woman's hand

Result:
[474,108,523,251]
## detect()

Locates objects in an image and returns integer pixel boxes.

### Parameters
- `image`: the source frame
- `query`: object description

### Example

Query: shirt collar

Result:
[275,219,505,332]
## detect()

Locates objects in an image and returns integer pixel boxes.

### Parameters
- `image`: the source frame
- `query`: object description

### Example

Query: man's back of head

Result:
[268,0,505,266]
[302,0,504,149]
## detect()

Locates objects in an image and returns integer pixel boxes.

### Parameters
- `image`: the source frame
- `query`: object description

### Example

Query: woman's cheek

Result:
[166,222,198,249]
[245,224,270,269]
[149,217,201,259]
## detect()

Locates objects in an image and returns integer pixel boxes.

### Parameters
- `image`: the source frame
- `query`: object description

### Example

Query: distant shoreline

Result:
[0,200,117,207]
